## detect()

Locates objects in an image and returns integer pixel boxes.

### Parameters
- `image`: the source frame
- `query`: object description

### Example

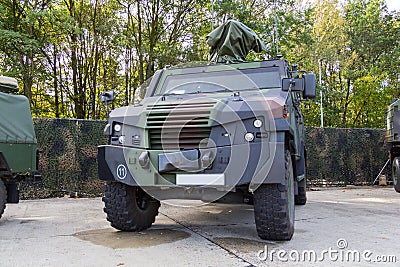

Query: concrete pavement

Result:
[1,187,399,266]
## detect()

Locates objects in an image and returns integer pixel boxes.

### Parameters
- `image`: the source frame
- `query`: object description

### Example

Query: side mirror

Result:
[282,78,304,92]
[100,90,115,103]
[100,90,115,117]
[302,73,316,99]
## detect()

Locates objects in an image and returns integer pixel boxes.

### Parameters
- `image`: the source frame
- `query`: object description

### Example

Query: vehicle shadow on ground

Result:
[160,203,282,249]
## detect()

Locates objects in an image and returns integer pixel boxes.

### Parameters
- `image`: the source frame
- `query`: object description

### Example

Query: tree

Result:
[0,0,49,104]
[0,0,398,126]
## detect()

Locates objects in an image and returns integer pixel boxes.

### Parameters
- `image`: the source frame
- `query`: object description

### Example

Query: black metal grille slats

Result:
[146,101,215,150]
[132,138,140,146]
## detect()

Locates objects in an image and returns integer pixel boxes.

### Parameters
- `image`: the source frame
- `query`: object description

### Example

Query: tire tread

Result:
[0,180,7,219]
[102,182,160,231]
[253,150,294,241]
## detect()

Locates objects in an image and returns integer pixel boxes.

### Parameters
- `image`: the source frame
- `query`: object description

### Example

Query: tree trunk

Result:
[53,45,60,118]
[69,0,84,119]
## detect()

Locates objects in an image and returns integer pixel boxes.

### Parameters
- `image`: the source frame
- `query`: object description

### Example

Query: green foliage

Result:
[302,0,400,128]
[0,0,398,128]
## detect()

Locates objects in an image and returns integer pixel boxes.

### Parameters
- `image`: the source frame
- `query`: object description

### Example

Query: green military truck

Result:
[98,21,316,241]
[0,75,39,218]
[386,98,400,193]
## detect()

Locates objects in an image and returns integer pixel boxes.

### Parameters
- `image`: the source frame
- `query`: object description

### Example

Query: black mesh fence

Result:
[305,127,389,186]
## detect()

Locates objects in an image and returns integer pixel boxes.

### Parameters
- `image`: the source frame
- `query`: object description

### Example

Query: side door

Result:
[290,91,306,179]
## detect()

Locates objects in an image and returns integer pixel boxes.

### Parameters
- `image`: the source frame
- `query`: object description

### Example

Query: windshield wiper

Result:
[259,86,280,90]
[212,89,232,93]
[162,92,182,96]
[163,91,201,96]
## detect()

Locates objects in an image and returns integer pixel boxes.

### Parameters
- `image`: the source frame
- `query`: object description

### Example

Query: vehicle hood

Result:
[108,90,287,128]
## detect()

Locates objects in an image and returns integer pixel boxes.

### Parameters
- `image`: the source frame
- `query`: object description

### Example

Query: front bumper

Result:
[98,138,285,191]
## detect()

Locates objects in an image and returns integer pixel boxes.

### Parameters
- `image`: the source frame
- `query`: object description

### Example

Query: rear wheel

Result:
[103,182,160,231]
[0,179,7,219]
[253,150,295,241]
[392,157,400,193]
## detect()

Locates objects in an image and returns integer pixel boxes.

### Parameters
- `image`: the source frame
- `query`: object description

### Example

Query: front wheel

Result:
[253,150,295,241]
[392,157,400,193]
[102,182,161,231]
[0,179,7,219]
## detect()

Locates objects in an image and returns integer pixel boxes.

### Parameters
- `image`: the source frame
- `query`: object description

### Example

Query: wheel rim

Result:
[135,188,149,210]
[393,162,398,186]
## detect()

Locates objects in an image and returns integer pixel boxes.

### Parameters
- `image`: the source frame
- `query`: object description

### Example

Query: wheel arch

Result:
[390,144,400,164]
[0,151,11,174]
[253,131,294,187]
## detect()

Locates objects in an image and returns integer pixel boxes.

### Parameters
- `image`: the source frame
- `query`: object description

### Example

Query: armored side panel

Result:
[0,91,38,173]
[386,99,400,143]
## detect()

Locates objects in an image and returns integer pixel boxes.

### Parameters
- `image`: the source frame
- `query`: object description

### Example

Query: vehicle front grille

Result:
[146,101,215,150]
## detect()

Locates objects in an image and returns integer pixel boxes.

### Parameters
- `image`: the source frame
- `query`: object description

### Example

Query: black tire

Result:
[295,177,307,205]
[253,150,295,241]
[102,182,160,231]
[0,179,7,219]
[392,157,400,193]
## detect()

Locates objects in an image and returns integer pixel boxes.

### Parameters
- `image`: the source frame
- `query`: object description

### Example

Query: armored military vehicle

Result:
[386,99,400,193]
[0,75,39,218]
[98,21,316,240]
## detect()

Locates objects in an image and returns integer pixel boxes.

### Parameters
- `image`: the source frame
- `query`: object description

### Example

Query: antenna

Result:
[273,0,279,55]
[211,0,215,30]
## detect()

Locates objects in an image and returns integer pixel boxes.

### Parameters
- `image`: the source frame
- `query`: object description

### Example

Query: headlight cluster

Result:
[244,132,255,142]
[253,119,263,128]
[118,136,125,144]
[244,119,263,142]
[114,124,121,132]
[111,123,142,147]
[113,124,124,144]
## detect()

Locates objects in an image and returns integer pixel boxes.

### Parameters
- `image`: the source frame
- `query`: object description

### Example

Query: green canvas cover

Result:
[0,76,18,93]
[206,20,267,63]
[0,91,36,143]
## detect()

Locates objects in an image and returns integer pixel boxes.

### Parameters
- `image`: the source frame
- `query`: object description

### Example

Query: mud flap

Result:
[6,182,19,203]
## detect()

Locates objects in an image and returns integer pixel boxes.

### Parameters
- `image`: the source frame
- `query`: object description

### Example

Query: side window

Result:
[133,79,151,104]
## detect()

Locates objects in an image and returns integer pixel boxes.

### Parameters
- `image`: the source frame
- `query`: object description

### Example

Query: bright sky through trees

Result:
[386,0,400,11]
[0,0,398,128]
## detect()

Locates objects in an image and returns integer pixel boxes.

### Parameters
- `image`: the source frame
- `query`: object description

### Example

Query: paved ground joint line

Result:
[159,211,255,267]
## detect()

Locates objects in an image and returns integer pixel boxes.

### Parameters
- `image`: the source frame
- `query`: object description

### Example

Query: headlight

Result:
[244,132,254,142]
[114,124,121,132]
[253,119,263,128]
[118,136,125,144]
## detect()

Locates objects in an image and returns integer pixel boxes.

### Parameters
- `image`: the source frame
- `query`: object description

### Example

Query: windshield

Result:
[158,67,281,95]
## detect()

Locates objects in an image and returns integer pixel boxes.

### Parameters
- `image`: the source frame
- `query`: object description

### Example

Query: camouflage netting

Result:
[305,127,389,186]
[20,119,389,199]
[20,119,108,199]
